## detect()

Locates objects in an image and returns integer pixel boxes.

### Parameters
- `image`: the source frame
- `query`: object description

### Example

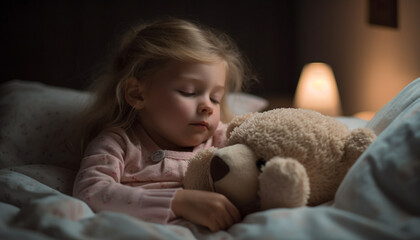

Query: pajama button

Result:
[152,150,165,162]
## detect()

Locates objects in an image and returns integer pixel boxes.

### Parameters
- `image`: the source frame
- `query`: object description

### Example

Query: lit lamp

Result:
[293,62,342,116]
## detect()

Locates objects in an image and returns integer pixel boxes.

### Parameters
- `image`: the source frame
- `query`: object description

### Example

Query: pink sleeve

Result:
[72,131,178,224]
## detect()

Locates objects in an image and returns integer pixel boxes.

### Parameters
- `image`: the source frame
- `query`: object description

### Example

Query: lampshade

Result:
[293,62,342,116]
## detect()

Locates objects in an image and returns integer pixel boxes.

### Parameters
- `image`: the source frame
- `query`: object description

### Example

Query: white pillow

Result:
[0,80,89,169]
[335,116,368,130]
[334,96,420,225]
[367,77,420,135]
[226,92,268,116]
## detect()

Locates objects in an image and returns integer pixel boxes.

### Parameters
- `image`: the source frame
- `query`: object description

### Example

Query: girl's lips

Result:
[190,121,209,129]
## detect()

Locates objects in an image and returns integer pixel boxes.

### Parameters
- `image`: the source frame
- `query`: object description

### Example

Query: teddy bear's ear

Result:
[183,147,217,191]
[226,112,255,139]
[343,127,376,167]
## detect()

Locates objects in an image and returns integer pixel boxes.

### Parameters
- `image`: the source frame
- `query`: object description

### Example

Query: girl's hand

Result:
[172,189,241,232]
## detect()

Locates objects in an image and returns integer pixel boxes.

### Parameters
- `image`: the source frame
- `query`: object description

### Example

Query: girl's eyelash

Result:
[178,90,220,104]
[211,98,220,104]
[178,90,195,96]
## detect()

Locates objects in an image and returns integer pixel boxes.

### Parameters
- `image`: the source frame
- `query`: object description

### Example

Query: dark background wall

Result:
[295,0,420,114]
[3,1,419,115]
[1,1,298,97]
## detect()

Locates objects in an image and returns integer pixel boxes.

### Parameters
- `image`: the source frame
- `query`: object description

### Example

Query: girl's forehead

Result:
[163,60,225,71]
[154,60,226,83]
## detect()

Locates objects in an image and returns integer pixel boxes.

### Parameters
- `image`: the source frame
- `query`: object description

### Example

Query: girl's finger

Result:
[225,200,242,223]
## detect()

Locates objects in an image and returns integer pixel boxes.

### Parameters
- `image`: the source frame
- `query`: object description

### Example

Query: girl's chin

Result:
[179,138,208,149]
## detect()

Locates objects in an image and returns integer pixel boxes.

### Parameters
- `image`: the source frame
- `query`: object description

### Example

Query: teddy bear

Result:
[183,108,376,215]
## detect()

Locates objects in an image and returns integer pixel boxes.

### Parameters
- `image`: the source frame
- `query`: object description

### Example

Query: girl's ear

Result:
[125,77,146,110]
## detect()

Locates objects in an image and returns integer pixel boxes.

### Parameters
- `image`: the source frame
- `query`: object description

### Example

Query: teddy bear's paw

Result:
[258,157,310,210]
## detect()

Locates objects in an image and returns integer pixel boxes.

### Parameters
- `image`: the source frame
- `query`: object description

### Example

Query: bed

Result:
[0,78,419,239]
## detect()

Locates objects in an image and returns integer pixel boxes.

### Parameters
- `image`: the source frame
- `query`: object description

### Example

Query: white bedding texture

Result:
[1,78,419,239]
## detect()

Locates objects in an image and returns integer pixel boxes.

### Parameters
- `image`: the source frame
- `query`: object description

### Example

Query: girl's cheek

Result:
[167,98,194,115]
[210,105,221,121]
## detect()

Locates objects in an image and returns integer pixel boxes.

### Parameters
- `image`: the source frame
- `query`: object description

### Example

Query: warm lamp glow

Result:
[294,63,342,116]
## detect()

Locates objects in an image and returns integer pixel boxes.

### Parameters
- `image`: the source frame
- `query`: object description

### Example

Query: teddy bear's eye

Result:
[256,158,266,172]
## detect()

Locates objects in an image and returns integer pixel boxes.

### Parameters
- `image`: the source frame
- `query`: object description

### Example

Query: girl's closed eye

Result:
[210,91,224,104]
[178,89,221,104]
[210,96,221,104]
[178,90,196,97]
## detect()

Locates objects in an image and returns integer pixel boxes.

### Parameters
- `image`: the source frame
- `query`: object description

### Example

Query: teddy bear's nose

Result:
[210,156,230,182]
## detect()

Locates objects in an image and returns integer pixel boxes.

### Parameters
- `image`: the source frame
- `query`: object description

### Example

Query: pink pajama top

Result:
[73,122,227,224]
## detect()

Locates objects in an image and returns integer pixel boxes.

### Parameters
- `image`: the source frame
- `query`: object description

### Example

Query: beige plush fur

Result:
[184,108,376,215]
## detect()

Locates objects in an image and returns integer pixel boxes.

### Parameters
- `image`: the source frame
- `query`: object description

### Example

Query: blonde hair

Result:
[78,17,255,152]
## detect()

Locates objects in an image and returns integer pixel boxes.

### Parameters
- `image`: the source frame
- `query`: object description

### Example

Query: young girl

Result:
[73,17,254,232]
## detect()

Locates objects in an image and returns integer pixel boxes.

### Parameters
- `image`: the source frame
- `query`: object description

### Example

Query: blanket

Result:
[1,78,420,239]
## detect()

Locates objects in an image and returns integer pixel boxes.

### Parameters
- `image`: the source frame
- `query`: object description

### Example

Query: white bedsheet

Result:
[1,78,420,239]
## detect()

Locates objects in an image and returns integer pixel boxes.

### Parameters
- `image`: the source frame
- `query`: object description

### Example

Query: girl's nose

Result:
[198,100,213,115]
